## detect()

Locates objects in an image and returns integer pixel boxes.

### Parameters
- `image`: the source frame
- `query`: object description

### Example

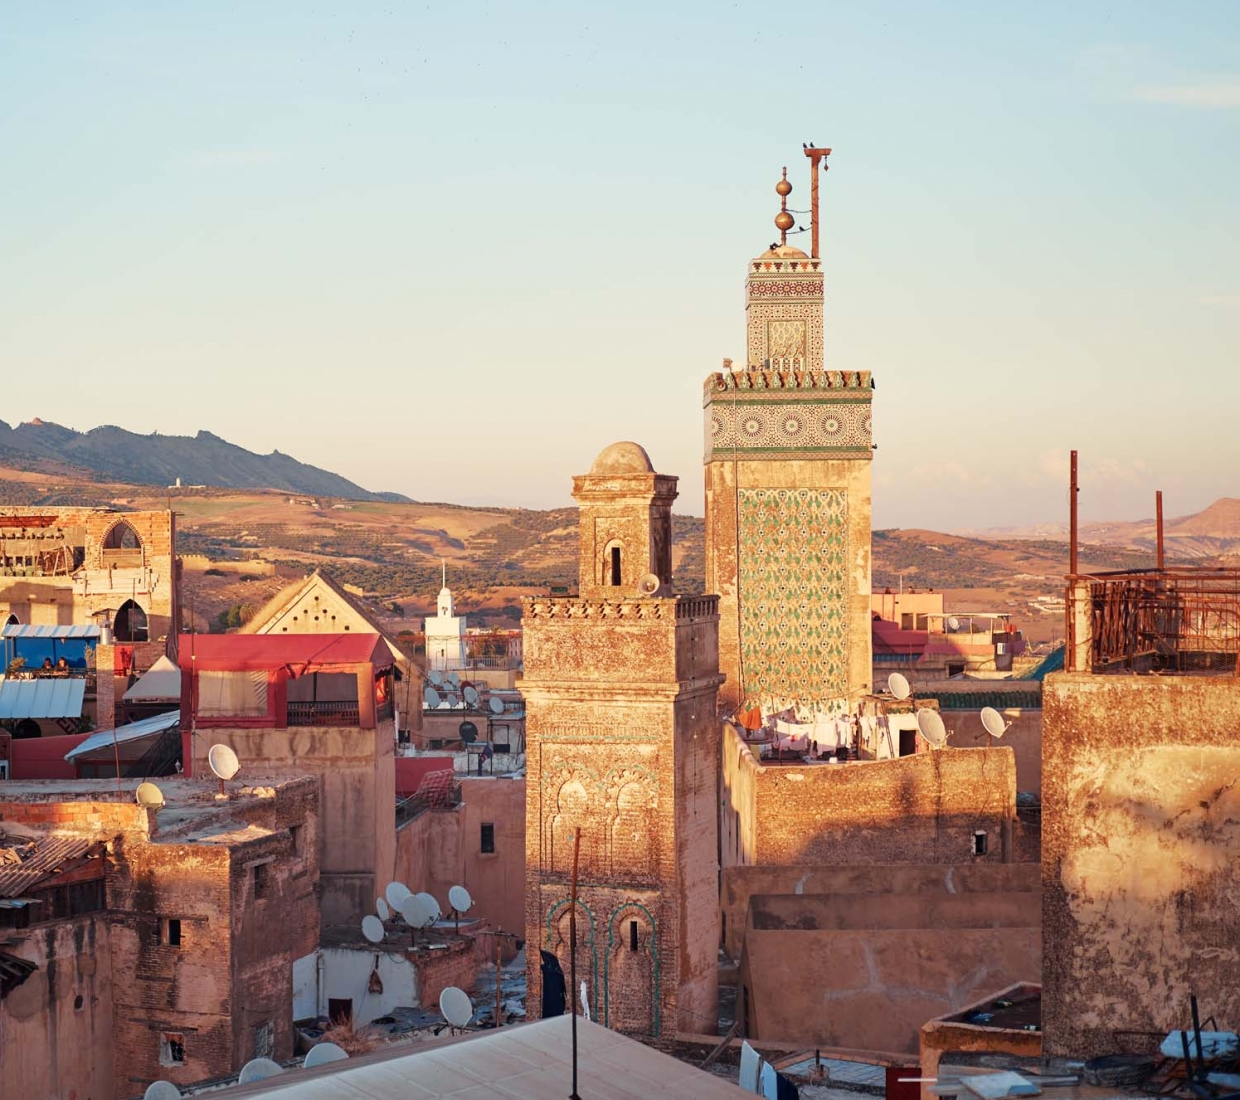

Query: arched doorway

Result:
[115,600,148,643]
[102,520,143,568]
[13,718,40,739]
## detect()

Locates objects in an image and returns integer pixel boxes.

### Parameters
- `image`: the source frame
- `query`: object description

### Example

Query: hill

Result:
[0,419,406,502]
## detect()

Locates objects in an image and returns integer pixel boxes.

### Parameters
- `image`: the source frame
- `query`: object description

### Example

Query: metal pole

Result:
[569,828,582,1100]
[1156,490,1165,571]
[1069,450,1079,577]
[495,928,503,1030]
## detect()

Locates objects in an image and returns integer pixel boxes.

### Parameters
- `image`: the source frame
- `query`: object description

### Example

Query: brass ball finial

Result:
[775,166,792,197]
[775,211,795,231]
[774,166,793,245]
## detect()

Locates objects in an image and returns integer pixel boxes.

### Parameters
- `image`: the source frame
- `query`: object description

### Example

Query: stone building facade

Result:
[703,236,873,712]
[522,443,723,1036]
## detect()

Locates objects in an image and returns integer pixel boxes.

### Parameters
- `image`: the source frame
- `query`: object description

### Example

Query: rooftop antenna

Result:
[1069,449,1079,577]
[207,743,240,797]
[303,1041,349,1069]
[1156,490,1165,571]
[448,884,473,934]
[237,1058,283,1085]
[802,144,832,259]
[143,1082,182,1100]
[135,781,165,809]
[361,914,385,944]
[980,706,1011,740]
[440,985,474,1032]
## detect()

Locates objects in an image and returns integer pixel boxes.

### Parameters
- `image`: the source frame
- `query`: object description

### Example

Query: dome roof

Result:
[589,441,654,476]
[758,243,809,260]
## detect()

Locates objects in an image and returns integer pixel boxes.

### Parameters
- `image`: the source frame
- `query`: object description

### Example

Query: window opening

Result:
[167,918,182,946]
[480,822,495,853]
[160,1032,186,1066]
[253,862,269,898]
[609,545,622,586]
[328,998,352,1027]
[114,599,149,643]
[973,831,988,856]
[629,920,639,952]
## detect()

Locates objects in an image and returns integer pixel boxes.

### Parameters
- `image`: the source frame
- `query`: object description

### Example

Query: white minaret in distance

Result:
[425,560,467,671]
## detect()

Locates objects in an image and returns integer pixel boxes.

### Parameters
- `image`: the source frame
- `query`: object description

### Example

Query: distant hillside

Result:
[0,419,407,502]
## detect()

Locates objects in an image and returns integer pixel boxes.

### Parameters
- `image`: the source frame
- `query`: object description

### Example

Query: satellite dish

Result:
[440,986,473,1028]
[459,720,478,744]
[887,672,911,701]
[489,696,504,716]
[917,708,948,748]
[361,915,385,944]
[449,885,473,913]
[135,782,165,809]
[144,1083,182,1100]
[400,892,436,929]
[375,897,390,921]
[637,573,661,597]
[414,891,441,924]
[238,1058,284,1084]
[947,615,961,632]
[446,672,460,688]
[384,881,411,909]
[980,706,1010,739]
[207,743,240,781]
[428,669,443,686]
[304,1042,349,1069]
[424,686,441,708]
[463,684,479,706]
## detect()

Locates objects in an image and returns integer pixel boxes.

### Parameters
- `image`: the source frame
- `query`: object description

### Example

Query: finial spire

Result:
[441,558,446,588]
[774,167,794,246]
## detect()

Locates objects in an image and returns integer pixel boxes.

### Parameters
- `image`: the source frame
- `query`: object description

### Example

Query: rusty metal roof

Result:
[0,837,98,898]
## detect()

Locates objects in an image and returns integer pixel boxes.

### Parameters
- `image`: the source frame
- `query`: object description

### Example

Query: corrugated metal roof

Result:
[65,709,180,761]
[0,677,86,719]
[0,837,98,898]
[2,624,101,640]
[0,950,38,998]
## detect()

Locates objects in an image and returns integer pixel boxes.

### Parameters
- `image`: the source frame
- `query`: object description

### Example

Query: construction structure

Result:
[522,441,723,1036]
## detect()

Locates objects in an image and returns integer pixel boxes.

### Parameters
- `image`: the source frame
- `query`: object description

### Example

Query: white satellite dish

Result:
[361,914,385,944]
[375,896,390,921]
[463,684,479,706]
[980,706,1010,739]
[424,686,441,708]
[428,669,443,686]
[144,1083,182,1100]
[917,708,948,748]
[238,1058,283,1084]
[439,985,473,1028]
[887,672,911,701]
[384,881,411,909]
[637,572,661,596]
[446,672,460,688]
[414,891,441,925]
[400,893,435,929]
[304,1042,349,1069]
[135,782,165,809]
[207,743,240,781]
[489,696,504,716]
[947,615,961,632]
[448,884,473,913]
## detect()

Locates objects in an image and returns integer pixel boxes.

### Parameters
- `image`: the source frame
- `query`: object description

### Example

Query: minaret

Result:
[522,442,723,1036]
[703,150,874,713]
[424,561,467,671]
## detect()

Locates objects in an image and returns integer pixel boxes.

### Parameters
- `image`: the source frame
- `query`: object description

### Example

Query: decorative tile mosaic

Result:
[705,398,872,460]
[737,487,849,704]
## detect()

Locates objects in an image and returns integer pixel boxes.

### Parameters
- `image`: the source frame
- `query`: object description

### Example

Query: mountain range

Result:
[0,419,406,502]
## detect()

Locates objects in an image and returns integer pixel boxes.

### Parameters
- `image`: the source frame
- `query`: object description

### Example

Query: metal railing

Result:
[395,782,461,826]
[286,700,361,727]
[1069,568,1240,675]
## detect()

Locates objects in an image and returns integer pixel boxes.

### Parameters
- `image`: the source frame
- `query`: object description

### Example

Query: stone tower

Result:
[704,160,873,713]
[522,441,723,1036]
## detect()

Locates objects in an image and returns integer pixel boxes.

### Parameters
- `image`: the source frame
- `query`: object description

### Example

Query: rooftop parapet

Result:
[704,368,872,399]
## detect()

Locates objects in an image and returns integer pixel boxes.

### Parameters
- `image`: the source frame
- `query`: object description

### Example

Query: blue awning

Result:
[2,624,101,640]
[0,678,86,719]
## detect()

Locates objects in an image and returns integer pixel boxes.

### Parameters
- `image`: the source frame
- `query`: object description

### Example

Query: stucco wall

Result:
[1041,673,1240,1057]
[938,707,1042,794]
[0,916,114,1100]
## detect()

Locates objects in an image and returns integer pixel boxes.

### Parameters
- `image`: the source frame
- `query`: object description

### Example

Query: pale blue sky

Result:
[2,2,1237,530]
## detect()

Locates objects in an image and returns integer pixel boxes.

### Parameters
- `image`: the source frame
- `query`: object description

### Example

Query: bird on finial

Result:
[774,166,794,246]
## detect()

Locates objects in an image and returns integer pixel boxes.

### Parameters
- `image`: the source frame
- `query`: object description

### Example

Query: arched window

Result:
[13,718,40,740]
[102,520,143,567]
[115,599,149,643]
[5,613,18,627]
[603,542,623,587]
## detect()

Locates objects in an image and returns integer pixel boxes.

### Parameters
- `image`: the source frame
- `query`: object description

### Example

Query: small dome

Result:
[590,441,654,475]
[758,243,809,260]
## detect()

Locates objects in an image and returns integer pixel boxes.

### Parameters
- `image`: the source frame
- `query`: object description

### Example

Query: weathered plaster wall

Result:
[939,707,1042,794]
[1041,673,1240,1057]
[720,725,1018,872]
[0,915,114,1100]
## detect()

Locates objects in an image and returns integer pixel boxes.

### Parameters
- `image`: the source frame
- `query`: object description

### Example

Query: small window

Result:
[253,1019,274,1060]
[973,831,988,856]
[254,862,269,898]
[160,1031,186,1066]
[74,994,84,1010]
[480,822,495,854]
[609,545,622,587]
[289,824,303,856]
[167,919,182,946]
[328,998,352,1027]
[629,920,639,952]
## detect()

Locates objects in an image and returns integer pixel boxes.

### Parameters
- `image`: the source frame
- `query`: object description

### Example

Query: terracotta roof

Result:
[0,837,99,898]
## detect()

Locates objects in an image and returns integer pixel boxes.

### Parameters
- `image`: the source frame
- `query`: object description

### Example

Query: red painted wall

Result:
[9,734,91,779]
[395,755,453,797]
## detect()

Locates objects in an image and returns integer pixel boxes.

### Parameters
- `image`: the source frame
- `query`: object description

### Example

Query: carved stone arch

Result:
[544,762,601,879]
[601,538,624,588]
[602,765,657,880]
[546,898,598,1021]
[114,599,148,643]
[103,519,142,552]
[604,902,659,1035]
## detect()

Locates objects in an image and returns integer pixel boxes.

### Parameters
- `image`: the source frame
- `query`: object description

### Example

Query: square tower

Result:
[704,164,874,713]
[523,442,723,1036]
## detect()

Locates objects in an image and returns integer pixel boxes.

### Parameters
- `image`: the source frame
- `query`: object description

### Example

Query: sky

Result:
[2,2,1238,531]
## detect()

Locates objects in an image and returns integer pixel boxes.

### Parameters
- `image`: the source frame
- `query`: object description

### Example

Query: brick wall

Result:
[0,796,152,838]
